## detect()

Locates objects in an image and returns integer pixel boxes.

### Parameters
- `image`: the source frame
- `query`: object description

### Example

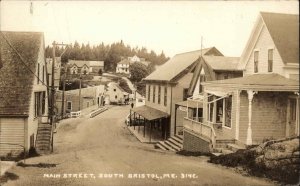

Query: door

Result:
[287,98,298,137]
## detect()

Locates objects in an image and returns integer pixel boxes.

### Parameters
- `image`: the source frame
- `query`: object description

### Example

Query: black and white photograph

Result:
[0,0,299,185]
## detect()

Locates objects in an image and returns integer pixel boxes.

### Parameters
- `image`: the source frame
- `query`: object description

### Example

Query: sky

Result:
[0,0,298,57]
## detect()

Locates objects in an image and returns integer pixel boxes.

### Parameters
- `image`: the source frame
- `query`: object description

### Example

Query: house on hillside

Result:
[182,12,299,153]
[105,82,129,105]
[0,31,49,156]
[175,56,243,135]
[116,55,151,75]
[129,47,223,142]
[68,60,104,75]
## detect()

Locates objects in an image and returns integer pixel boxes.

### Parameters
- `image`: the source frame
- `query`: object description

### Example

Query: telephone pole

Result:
[50,41,68,152]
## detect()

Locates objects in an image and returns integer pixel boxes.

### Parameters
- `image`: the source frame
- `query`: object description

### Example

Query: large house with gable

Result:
[182,12,299,153]
[0,31,49,156]
[129,47,223,144]
[68,60,104,75]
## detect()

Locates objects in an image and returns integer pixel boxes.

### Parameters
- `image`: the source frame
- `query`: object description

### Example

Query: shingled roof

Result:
[261,12,299,64]
[203,56,240,71]
[0,31,43,116]
[143,47,223,83]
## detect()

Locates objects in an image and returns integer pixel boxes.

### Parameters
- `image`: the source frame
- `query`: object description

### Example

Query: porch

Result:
[129,105,170,143]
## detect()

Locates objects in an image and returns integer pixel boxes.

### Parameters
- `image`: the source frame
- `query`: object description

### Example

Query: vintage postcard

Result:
[0,0,299,185]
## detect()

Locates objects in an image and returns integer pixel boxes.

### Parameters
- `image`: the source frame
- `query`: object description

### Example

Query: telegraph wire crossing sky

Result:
[0,1,298,57]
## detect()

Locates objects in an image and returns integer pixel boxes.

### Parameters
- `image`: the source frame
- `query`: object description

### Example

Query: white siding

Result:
[244,25,285,76]
[0,118,25,156]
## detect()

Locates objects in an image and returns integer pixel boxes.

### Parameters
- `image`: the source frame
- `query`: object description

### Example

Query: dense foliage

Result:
[45,40,169,71]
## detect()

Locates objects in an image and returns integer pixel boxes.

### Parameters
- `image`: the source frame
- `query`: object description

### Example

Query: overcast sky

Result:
[0,1,298,57]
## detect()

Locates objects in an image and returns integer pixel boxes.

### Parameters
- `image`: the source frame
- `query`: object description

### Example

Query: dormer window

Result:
[268,49,273,72]
[254,51,259,73]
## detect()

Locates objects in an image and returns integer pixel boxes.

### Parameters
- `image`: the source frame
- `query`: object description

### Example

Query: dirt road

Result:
[4,106,274,186]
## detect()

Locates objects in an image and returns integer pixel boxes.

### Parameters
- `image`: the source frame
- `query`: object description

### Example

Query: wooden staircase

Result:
[35,123,53,154]
[155,135,183,152]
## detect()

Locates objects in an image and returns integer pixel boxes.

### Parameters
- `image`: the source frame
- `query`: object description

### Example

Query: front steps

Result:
[155,135,183,152]
[35,123,52,154]
[212,139,246,156]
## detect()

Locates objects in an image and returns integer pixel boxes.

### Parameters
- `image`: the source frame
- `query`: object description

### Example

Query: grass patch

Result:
[16,162,57,168]
[176,150,212,157]
[0,172,19,184]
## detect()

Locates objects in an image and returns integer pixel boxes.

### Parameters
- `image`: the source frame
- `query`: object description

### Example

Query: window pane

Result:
[268,49,273,72]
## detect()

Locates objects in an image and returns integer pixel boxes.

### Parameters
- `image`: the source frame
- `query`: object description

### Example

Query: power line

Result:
[1,32,49,88]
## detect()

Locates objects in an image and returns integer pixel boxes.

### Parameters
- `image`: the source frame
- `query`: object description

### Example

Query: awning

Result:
[131,105,169,121]
[205,90,232,97]
[176,100,203,109]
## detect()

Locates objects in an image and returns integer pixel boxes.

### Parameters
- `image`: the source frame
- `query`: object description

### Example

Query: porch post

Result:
[129,109,132,126]
[196,101,199,121]
[186,99,189,118]
[235,90,241,140]
[246,90,256,145]
[149,121,152,142]
[296,95,299,136]
[138,115,141,132]
[143,119,146,137]
[133,112,136,130]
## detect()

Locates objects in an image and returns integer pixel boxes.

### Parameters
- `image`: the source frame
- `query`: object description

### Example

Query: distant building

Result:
[116,55,151,75]
[0,31,49,156]
[55,85,105,116]
[105,82,129,105]
[68,60,104,75]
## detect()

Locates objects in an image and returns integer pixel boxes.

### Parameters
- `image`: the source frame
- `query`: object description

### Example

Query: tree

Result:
[129,63,149,83]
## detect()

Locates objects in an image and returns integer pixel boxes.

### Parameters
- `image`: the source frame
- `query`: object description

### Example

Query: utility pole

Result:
[79,75,82,111]
[61,67,66,118]
[50,41,68,152]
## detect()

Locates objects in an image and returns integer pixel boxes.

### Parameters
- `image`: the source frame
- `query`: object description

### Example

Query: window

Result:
[114,89,116,92]
[216,99,223,123]
[164,86,167,106]
[158,86,161,104]
[254,51,259,73]
[67,101,72,110]
[183,88,189,101]
[290,99,297,121]
[148,85,151,101]
[153,85,156,103]
[199,75,206,93]
[37,63,40,84]
[224,96,232,128]
[34,91,45,117]
[115,95,117,99]
[30,134,35,148]
[268,49,273,72]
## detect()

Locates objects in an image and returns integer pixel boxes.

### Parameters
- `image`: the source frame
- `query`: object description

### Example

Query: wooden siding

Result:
[238,91,288,144]
[244,25,285,76]
[0,118,25,156]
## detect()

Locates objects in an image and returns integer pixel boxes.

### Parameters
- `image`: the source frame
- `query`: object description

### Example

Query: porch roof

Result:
[203,73,299,92]
[131,105,169,121]
[176,100,203,108]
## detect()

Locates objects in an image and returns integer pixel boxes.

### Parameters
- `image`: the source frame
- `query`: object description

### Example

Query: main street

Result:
[5,106,273,186]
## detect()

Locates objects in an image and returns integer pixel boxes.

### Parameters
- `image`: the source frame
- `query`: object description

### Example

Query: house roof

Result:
[131,105,169,121]
[144,47,223,83]
[118,59,130,65]
[89,60,104,67]
[203,73,299,91]
[0,31,43,116]
[203,56,240,71]
[68,60,95,68]
[261,12,299,64]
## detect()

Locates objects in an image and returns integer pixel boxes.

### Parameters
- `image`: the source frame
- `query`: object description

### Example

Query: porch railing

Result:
[183,117,216,148]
